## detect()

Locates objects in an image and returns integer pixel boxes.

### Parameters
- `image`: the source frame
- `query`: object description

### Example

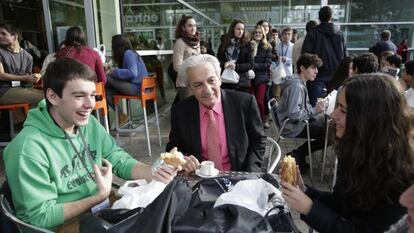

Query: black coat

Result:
[217,42,254,75]
[301,167,406,233]
[166,89,266,172]
[253,43,272,86]
[301,22,347,81]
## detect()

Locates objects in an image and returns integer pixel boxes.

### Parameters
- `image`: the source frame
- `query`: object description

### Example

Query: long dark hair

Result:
[175,15,194,39]
[336,73,414,208]
[219,19,250,54]
[327,56,353,92]
[111,34,134,67]
[63,26,86,47]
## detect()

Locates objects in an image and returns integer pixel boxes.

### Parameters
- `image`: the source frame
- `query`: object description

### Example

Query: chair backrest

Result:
[140,74,158,108]
[267,98,288,141]
[262,137,282,174]
[94,82,108,115]
[0,194,53,233]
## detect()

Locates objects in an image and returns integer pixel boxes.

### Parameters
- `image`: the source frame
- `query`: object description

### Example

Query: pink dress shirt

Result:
[199,101,231,171]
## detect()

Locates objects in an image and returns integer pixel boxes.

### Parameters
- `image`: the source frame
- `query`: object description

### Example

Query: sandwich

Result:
[281,155,297,186]
[160,147,186,169]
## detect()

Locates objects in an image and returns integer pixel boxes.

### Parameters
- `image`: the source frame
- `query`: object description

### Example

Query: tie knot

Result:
[206,109,215,117]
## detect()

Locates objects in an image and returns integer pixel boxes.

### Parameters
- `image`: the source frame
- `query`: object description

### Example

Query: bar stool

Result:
[113,74,161,156]
[0,103,29,146]
[94,82,109,133]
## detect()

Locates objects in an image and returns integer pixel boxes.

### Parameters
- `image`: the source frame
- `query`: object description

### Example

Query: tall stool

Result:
[113,74,161,156]
[94,82,109,133]
[0,103,29,146]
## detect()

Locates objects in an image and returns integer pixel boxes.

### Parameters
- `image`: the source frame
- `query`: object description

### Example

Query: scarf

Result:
[226,38,240,61]
[181,31,200,48]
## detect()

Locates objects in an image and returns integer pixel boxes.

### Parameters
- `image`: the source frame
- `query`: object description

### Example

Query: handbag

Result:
[221,68,239,84]
[265,205,301,233]
[270,61,287,85]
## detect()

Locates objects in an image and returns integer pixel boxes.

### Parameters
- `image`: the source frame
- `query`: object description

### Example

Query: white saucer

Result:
[195,168,219,178]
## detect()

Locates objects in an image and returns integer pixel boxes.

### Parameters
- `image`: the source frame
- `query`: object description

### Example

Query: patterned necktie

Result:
[206,109,222,170]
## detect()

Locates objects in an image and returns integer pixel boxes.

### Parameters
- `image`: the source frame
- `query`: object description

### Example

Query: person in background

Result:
[402,60,414,108]
[293,20,318,73]
[385,183,414,233]
[251,25,272,128]
[327,56,353,93]
[302,6,347,106]
[352,52,379,75]
[0,23,43,141]
[281,73,414,233]
[369,30,397,59]
[277,53,325,172]
[167,54,266,172]
[291,29,298,44]
[55,26,105,83]
[382,54,402,79]
[105,34,148,109]
[200,40,215,56]
[217,19,253,92]
[3,58,178,231]
[173,15,200,101]
[271,28,280,48]
[277,27,294,77]
[397,38,409,64]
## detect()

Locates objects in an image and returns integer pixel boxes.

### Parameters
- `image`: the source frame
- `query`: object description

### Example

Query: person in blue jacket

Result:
[105,34,148,108]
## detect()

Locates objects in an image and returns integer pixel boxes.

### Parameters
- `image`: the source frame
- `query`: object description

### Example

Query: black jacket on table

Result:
[301,166,406,233]
[252,43,272,86]
[301,22,347,81]
[166,89,266,172]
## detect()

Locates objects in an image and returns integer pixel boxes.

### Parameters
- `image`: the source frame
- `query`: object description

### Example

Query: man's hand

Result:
[224,61,236,70]
[280,181,313,215]
[153,164,178,183]
[181,155,200,172]
[24,74,39,83]
[93,159,113,200]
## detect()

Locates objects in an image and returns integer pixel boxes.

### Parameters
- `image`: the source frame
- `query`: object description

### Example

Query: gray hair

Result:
[177,54,221,85]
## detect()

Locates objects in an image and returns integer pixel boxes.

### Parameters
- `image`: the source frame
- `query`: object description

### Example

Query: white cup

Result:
[200,161,215,175]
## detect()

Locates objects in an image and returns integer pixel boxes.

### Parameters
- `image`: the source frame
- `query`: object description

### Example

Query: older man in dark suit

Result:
[166,54,266,172]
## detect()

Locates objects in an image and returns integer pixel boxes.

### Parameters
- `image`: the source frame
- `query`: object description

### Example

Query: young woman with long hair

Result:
[173,15,200,101]
[55,26,106,83]
[105,34,148,108]
[217,19,253,92]
[251,25,272,127]
[282,73,414,233]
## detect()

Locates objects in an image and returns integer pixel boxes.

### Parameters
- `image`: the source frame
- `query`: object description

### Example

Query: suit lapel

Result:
[221,90,236,167]
[188,99,202,157]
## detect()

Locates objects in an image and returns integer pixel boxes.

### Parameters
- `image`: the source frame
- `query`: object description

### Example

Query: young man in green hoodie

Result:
[3,57,178,230]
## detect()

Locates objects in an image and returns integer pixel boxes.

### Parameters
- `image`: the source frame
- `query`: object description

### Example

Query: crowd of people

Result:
[0,4,413,233]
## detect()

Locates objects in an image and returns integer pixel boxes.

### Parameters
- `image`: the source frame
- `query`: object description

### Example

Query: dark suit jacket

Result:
[166,89,266,172]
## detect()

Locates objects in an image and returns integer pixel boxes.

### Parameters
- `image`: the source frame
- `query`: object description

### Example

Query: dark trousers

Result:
[293,118,326,168]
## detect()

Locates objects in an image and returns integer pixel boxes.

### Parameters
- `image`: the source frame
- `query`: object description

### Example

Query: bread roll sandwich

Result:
[160,147,186,168]
[281,155,297,186]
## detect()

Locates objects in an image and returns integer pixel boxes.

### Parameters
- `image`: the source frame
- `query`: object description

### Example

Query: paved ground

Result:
[0,105,336,232]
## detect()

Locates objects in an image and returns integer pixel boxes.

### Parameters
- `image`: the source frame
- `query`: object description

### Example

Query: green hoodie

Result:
[4,100,138,229]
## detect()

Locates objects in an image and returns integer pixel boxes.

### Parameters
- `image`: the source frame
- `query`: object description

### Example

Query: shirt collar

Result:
[199,100,224,118]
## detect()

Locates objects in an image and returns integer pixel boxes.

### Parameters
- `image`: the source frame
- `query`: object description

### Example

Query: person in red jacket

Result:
[56,26,106,83]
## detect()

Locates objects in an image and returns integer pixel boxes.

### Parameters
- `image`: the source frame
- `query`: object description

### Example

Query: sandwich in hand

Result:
[160,147,186,169]
[281,155,297,186]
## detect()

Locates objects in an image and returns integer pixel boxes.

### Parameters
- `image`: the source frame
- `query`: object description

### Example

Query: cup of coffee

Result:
[200,161,215,175]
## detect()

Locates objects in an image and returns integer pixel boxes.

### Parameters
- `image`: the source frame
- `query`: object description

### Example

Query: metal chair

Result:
[0,194,53,233]
[113,74,161,156]
[94,82,109,133]
[0,103,30,147]
[267,98,314,180]
[263,136,282,174]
